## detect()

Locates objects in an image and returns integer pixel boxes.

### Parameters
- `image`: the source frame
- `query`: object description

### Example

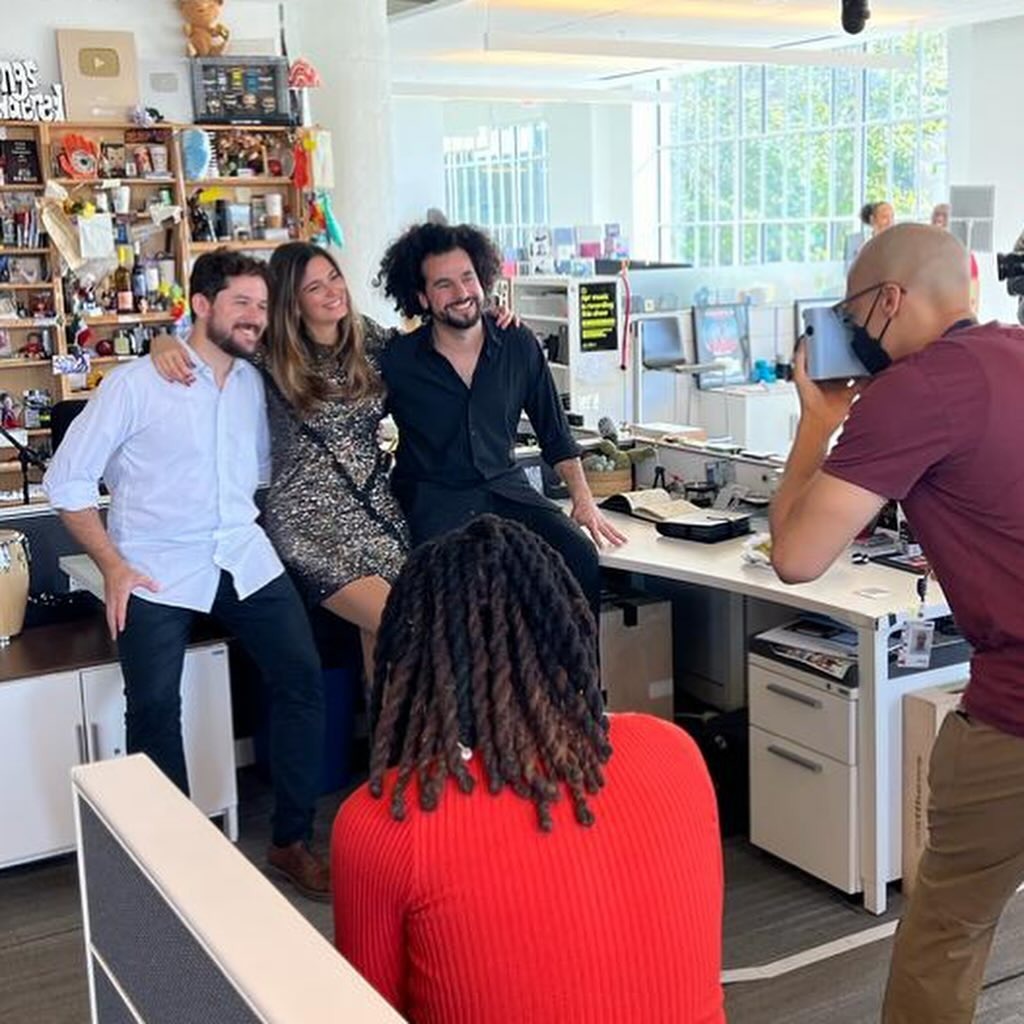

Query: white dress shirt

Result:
[44,346,283,612]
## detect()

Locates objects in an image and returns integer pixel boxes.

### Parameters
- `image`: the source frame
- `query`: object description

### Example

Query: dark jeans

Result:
[117,571,324,847]
[408,487,602,626]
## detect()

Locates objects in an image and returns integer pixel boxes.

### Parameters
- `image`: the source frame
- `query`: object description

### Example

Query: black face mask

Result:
[849,289,893,375]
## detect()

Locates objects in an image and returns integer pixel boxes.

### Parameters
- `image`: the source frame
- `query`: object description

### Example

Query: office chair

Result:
[50,399,89,454]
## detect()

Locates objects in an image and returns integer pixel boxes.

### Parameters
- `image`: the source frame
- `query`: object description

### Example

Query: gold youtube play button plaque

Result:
[78,48,120,78]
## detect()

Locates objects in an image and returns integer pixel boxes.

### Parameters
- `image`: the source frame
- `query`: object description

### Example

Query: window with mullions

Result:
[443,122,550,253]
[658,32,948,267]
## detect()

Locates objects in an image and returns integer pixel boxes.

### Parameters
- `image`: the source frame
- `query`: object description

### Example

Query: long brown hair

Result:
[266,242,381,418]
[369,515,612,832]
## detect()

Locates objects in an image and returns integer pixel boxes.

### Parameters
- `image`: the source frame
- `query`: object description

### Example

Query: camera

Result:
[996,251,1024,296]
[801,305,868,380]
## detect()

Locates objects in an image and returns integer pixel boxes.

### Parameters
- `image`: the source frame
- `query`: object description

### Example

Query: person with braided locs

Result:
[331,516,725,1024]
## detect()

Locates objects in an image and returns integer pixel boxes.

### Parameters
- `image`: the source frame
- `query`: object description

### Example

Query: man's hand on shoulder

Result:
[103,561,160,639]
[572,496,628,550]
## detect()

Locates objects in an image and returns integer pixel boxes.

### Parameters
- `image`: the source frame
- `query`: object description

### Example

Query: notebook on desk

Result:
[599,487,702,523]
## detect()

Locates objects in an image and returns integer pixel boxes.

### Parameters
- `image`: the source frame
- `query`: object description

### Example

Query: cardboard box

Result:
[902,682,967,895]
[600,596,673,721]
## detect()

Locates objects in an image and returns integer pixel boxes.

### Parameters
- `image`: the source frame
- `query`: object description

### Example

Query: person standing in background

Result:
[863,200,895,236]
[932,201,981,315]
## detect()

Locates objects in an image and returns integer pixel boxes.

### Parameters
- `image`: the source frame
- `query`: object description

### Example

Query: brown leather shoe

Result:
[266,841,331,902]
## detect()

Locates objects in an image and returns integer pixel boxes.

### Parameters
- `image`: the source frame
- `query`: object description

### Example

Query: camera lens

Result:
[996,251,1024,281]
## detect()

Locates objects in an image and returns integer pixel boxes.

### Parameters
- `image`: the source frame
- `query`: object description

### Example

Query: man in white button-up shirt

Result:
[45,251,329,900]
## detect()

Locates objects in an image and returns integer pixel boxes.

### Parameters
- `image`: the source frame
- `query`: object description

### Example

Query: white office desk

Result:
[598,512,966,914]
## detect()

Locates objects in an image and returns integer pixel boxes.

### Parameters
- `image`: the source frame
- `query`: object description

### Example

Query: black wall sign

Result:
[578,281,618,353]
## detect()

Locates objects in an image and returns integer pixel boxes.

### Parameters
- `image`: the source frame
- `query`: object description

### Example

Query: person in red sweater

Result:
[332,515,725,1024]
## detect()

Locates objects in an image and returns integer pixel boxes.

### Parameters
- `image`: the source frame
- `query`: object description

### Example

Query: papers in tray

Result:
[755,619,859,681]
[599,487,702,523]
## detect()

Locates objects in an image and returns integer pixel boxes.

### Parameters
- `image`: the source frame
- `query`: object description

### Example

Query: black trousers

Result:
[117,571,324,847]
[407,488,602,626]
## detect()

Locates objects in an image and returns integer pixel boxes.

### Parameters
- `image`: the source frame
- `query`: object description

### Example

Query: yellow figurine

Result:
[181,0,230,58]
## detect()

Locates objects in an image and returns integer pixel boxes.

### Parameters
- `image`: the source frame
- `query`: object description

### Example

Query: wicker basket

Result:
[584,466,633,497]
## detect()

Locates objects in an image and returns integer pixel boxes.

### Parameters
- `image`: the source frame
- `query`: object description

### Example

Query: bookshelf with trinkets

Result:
[0,116,315,501]
[181,124,306,259]
[0,119,61,496]
[45,121,189,398]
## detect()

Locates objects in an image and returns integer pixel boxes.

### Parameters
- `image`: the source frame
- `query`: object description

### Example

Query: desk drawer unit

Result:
[748,654,860,892]
[749,660,857,764]
[750,725,860,892]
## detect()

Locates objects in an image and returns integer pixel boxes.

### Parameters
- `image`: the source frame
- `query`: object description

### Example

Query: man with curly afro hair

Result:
[375,221,625,622]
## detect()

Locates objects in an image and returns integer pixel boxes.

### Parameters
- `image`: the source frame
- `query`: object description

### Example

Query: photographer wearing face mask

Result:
[771,222,1024,1024]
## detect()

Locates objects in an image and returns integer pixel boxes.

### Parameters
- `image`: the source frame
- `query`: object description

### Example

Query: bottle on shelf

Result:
[131,242,147,313]
[114,246,133,314]
[112,329,131,357]
[144,255,160,306]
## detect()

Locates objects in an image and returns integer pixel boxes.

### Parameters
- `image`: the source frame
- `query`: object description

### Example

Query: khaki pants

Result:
[883,710,1024,1023]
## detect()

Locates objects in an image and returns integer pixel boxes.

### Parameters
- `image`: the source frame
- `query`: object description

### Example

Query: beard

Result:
[207,311,264,359]
[434,296,482,330]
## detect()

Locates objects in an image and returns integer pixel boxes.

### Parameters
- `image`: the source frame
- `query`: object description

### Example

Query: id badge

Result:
[898,619,935,668]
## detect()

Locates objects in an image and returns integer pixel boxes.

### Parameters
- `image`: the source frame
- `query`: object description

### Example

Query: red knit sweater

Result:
[332,713,725,1024]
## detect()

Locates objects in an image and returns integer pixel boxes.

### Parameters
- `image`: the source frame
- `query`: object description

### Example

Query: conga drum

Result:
[0,530,30,645]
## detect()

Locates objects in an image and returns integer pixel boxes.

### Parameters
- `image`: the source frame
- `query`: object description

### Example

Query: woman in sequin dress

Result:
[260,244,410,676]
[153,243,409,676]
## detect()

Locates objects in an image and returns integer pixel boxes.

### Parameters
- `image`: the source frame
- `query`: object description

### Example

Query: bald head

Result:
[845,223,974,360]
[852,223,971,309]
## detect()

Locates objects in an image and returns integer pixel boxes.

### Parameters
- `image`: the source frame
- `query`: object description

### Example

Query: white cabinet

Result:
[692,382,799,455]
[80,645,237,831]
[0,642,236,871]
[0,672,83,867]
[748,654,861,893]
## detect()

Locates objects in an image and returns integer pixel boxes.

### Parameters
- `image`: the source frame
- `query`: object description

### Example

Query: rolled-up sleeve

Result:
[521,333,581,467]
[43,372,134,510]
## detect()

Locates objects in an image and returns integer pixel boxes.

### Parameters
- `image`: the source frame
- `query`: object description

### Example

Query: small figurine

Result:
[19,336,45,359]
[0,393,18,428]
[188,193,215,242]
[180,0,230,58]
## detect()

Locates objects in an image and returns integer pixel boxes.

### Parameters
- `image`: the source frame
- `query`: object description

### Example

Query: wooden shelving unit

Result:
[189,240,283,253]
[0,117,314,443]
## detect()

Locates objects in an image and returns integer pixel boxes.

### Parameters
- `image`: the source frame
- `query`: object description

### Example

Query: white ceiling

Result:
[390,0,1024,93]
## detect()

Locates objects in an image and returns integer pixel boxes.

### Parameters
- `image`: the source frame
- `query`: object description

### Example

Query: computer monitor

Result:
[691,304,750,389]
[639,315,688,370]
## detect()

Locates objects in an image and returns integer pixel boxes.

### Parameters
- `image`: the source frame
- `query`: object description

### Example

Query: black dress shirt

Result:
[380,317,581,531]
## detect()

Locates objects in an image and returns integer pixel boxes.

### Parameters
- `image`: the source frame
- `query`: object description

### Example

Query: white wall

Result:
[0,0,291,123]
[392,98,446,228]
[947,15,1024,323]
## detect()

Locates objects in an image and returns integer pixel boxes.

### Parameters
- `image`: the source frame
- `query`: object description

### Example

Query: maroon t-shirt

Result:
[824,321,1024,737]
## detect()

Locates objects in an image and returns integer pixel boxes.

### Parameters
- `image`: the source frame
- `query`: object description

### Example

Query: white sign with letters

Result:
[0,59,65,121]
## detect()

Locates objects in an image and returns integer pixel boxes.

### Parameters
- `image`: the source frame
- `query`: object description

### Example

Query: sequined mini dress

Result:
[261,317,410,605]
